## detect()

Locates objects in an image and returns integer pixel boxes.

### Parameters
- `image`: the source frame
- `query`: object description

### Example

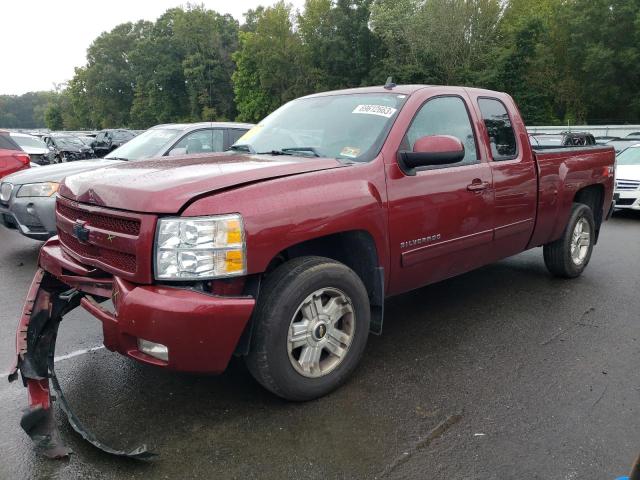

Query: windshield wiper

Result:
[257,147,321,157]
[105,156,129,161]
[229,144,255,154]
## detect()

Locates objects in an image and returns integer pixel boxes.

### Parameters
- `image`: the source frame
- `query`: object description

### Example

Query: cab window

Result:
[170,129,224,155]
[404,96,478,167]
[478,98,518,160]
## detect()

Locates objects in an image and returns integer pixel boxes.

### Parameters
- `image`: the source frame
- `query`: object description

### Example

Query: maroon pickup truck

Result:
[10,85,615,458]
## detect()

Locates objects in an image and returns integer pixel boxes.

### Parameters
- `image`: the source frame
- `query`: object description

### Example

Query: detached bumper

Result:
[39,238,255,373]
[10,237,255,458]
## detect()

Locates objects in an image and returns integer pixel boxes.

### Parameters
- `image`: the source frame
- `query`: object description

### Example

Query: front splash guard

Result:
[8,268,156,460]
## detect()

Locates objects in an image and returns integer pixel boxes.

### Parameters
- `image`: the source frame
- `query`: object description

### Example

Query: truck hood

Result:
[59,153,345,213]
[3,159,123,185]
[615,164,640,182]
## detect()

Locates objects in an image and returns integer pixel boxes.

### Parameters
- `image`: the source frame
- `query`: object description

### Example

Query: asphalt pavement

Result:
[0,212,639,479]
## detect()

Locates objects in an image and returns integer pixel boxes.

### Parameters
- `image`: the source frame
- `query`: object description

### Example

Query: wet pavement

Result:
[0,212,639,479]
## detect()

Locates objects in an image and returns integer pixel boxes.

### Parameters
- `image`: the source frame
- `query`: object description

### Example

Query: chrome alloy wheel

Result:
[570,217,591,265]
[287,288,355,378]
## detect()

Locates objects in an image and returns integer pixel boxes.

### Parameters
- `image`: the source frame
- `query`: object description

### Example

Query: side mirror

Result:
[398,135,465,175]
[168,147,187,157]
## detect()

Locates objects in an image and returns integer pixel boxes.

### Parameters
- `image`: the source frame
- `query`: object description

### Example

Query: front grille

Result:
[58,230,137,273]
[55,196,154,282]
[57,202,140,235]
[615,179,640,191]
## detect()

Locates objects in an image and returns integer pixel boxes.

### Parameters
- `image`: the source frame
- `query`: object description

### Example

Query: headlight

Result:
[155,214,246,280]
[17,182,59,198]
[0,183,13,202]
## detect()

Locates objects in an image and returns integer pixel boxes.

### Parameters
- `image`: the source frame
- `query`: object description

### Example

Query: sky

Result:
[0,0,306,96]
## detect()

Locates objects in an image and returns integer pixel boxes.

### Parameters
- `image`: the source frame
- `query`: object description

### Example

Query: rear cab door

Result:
[466,90,538,261]
[384,87,495,295]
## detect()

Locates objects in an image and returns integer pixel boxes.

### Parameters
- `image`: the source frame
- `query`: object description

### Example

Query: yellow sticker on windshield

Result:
[340,147,361,158]
[236,125,263,143]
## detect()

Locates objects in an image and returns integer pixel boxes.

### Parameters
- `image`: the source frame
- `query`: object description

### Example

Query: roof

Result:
[149,122,254,131]
[304,84,509,99]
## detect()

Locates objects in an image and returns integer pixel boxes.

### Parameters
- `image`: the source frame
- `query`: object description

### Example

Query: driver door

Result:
[386,93,495,295]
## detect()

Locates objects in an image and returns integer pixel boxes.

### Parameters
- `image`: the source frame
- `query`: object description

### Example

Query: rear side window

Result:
[0,135,21,151]
[478,98,517,161]
[228,129,248,145]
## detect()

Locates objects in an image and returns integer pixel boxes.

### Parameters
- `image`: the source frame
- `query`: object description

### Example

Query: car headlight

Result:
[155,214,246,280]
[0,183,13,202]
[17,182,60,198]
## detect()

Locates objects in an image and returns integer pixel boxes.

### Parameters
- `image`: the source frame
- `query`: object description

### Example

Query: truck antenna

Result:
[384,76,396,90]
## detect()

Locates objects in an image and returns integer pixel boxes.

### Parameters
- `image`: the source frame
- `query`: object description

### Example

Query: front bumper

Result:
[9,237,256,458]
[613,190,640,210]
[38,237,256,373]
[0,194,56,240]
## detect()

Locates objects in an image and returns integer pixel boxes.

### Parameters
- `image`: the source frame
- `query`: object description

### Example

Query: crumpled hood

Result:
[3,159,123,185]
[59,153,344,213]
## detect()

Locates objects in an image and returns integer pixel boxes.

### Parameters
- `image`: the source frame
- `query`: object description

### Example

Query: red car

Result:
[0,131,30,179]
[10,85,615,458]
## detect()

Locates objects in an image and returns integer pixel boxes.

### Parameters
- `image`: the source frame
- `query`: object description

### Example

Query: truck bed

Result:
[528,145,615,248]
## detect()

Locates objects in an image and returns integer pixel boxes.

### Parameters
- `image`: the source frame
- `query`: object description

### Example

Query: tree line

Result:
[2,0,639,130]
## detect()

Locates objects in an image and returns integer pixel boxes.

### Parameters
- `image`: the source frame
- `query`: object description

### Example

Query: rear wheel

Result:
[245,256,370,401]
[543,203,595,278]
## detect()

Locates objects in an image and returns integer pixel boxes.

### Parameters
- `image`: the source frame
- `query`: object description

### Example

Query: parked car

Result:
[625,132,640,138]
[0,122,252,241]
[607,139,640,154]
[0,131,30,180]
[532,131,596,148]
[8,84,616,458]
[10,132,55,165]
[594,136,620,145]
[613,145,640,211]
[91,129,136,157]
[42,134,95,162]
[104,122,254,161]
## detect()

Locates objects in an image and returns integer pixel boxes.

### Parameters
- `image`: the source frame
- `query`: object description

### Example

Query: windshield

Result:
[55,136,85,147]
[234,93,408,162]
[12,135,47,149]
[616,146,640,166]
[105,128,182,160]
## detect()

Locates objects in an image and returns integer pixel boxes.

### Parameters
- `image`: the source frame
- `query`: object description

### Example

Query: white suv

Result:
[614,145,640,211]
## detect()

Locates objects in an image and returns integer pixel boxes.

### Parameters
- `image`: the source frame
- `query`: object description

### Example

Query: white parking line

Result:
[0,345,105,379]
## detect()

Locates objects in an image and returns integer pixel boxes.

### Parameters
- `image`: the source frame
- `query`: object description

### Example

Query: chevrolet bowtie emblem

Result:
[73,221,90,243]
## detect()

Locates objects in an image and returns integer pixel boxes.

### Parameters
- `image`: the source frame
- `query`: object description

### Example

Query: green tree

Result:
[233,2,309,122]
[44,102,64,130]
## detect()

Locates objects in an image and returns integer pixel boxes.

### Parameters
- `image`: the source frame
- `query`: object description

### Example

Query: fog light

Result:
[137,338,169,361]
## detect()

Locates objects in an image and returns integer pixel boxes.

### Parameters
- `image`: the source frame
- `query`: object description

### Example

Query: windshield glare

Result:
[12,136,47,149]
[616,147,640,166]
[234,93,407,162]
[105,128,182,160]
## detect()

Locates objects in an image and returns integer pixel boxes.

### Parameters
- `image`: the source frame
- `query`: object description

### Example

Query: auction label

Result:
[352,104,397,118]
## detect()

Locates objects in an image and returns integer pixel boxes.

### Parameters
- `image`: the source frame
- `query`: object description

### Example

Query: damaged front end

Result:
[8,267,155,460]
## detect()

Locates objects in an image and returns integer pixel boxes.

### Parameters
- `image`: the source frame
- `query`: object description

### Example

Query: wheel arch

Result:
[236,230,385,356]
[574,184,604,242]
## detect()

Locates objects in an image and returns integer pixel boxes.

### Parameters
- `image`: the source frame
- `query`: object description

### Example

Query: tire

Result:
[543,203,596,278]
[245,256,370,401]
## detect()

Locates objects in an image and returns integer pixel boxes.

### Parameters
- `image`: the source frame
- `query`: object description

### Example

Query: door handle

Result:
[467,180,490,192]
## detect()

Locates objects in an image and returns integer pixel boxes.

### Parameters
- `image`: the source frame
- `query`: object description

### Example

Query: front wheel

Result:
[543,203,596,278]
[245,256,370,401]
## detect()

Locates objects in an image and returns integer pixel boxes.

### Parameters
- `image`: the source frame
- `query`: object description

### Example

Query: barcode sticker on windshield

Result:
[352,104,397,118]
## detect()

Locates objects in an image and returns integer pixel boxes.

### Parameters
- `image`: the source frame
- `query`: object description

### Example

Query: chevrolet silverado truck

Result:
[9,85,615,458]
